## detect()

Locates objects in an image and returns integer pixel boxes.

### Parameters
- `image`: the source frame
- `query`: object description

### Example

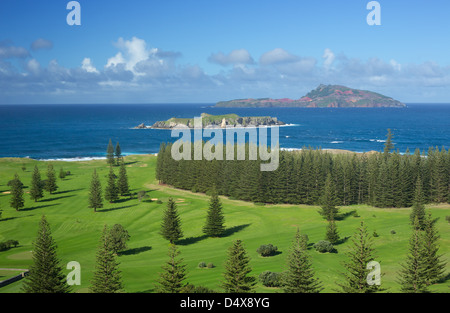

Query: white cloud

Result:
[322,48,335,70]
[208,49,254,66]
[259,48,298,65]
[81,58,99,73]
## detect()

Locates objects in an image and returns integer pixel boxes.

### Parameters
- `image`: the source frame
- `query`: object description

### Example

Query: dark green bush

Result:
[313,240,336,253]
[259,271,283,287]
[256,244,278,257]
[198,261,206,268]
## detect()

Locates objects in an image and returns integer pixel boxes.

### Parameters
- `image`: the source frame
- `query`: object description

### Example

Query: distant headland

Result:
[134,113,286,129]
[214,84,406,108]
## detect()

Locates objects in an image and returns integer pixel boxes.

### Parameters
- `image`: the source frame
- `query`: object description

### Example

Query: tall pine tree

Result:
[88,169,103,212]
[44,164,58,194]
[338,221,381,293]
[104,166,119,203]
[29,166,43,202]
[318,173,340,220]
[222,239,256,293]
[422,211,446,285]
[155,244,187,293]
[106,139,115,166]
[9,173,24,211]
[283,228,322,293]
[117,162,130,196]
[90,225,123,293]
[203,188,225,237]
[115,142,122,165]
[397,217,429,293]
[410,176,426,230]
[22,215,70,293]
[160,198,183,244]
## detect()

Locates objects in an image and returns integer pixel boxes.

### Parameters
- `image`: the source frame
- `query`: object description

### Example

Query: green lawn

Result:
[0,155,449,293]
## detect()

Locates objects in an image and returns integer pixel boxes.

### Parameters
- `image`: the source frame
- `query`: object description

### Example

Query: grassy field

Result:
[0,155,449,293]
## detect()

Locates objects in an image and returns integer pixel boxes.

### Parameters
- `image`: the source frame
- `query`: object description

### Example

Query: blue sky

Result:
[1,0,450,104]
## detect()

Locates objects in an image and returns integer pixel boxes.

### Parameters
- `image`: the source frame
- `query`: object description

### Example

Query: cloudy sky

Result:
[1,0,450,104]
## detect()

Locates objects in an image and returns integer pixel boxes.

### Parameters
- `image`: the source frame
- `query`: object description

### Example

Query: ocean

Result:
[0,103,448,160]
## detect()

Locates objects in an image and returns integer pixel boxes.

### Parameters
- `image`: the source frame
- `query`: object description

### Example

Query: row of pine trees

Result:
[156,140,450,208]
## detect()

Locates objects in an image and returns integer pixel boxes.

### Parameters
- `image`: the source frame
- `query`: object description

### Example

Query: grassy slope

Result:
[0,155,448,293]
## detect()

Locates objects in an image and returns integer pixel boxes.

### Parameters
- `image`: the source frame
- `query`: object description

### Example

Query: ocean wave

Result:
[370,139,386,143]
[330,141,344,144]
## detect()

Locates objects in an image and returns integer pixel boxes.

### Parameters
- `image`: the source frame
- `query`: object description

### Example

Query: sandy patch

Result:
[2,191,11,194]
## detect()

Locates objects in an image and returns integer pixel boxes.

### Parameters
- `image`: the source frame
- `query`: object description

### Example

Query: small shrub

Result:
[352,210,360,218]
[390,230,396,235]
[313,240,336,253]
[198,262,207,268]
[259,271,283,287]
[446,216,450,223]
[156,200,163,204]
[256,244,278,257]
[207,262,214,269]
[373,231,379,237]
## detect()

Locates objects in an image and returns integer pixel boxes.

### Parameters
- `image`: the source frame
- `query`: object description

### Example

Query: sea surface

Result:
[0,103,448,160]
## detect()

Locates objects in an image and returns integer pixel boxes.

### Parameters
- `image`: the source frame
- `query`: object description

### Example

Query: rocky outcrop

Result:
[135,113,285,129]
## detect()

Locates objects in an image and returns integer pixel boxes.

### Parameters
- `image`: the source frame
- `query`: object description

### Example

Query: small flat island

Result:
[135,113,285,129]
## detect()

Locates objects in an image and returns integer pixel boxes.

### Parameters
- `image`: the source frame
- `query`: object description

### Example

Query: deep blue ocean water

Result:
[0,103,448,160]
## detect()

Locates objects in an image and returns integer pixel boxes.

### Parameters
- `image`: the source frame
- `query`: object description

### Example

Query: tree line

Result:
[156,132,450,208]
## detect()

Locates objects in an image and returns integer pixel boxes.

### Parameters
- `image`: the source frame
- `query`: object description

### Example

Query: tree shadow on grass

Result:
[53,188,84,195]
[177,234,209,246]
[336,210,357,221]
[119,246,152,256]
[0,215,33,222]
[335,236,351,245]
[222,224,251,237]
[21,203,60,212]
[99,204,137,213]
[39,195,75,202]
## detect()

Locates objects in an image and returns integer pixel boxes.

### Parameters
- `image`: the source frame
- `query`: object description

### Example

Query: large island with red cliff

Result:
[214,84,406,108]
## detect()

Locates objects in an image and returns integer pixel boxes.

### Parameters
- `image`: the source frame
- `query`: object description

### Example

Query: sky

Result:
[1,0,450,104]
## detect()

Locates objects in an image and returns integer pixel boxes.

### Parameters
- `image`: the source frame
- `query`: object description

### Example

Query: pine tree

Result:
[410,176,426,230]
[109,224,130,255]
[160,198,183,244]
[90,225,123,293]
[325,215,340,244]
[203,188,225,237]
[44,164,58,194]
[422,211,446,285]
[397,217,429,293]
[59,167,66,180]
[88,169,103,212]
[106,139,115,166]
[104,166,119,203]
[117,162,130,196]
[9,173,24,211]
[155,244,187,293]
[29,166,43,202]
[338,221,381,293]
[22,215,70,293]
[383,128,395,156]
[283,228,322,293]
[115,142,122,165]
[222,239,256,293]
[318,173,339,220]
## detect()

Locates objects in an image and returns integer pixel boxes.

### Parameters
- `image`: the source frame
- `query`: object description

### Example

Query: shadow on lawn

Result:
[99,204,137,213]
[39,195,75,202]
[119,246,152,256]
[177,224,251,246]
[53,188,84,195]
[21,203,60,212]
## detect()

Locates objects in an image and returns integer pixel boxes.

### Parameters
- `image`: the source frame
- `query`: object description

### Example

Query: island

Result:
[214,84,406,108]
[134,113,285,129]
